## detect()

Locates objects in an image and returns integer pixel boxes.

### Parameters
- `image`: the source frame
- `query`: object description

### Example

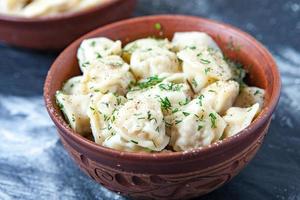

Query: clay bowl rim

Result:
[0,0,123,23]
[44,14,281,161]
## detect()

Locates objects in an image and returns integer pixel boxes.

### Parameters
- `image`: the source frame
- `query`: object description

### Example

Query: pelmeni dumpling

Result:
[234,86,265,109]
[55,91,91,135]
[102,134,146,153]
[113,97,169,151]
[0,0,29,14]
[172,32,221,52]
[81,56,135,95]
[199,80,239,114]
[88,93,126,144]
[227,60,246,83]
[127,74,193,116]
[77,37,122,72]
[130,47,180,79]
[169,99,227,151]
[178,47,233,93]
[223,103,260,137]
[74,0,108,11]
[62,76,83,95]
[123,38,173,59]
[20,0,80,17]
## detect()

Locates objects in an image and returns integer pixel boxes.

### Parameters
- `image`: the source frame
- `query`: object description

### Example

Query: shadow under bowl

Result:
[44,15,281,200]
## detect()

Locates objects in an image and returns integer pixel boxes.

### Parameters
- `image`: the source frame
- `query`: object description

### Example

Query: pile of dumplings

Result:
[0,0,108,17]
[56,32,265,153]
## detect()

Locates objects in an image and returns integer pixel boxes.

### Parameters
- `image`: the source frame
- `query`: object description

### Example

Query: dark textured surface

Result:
[0,0,299,199]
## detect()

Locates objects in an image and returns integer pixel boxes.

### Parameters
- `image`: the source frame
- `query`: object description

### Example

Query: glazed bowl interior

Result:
[44,15,280,163]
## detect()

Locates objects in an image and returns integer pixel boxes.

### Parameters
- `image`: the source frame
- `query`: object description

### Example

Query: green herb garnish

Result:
[209,113,217,128]
[182,112,190,116]
[154,23,162,30]
[130,140,139,144]
[200,58,211,64]
[159,97,172,110]
[137,75,164,90]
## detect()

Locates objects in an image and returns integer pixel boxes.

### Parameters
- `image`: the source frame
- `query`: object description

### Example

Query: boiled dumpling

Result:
[199,80,239,114]
[234,86,265,109]
[62,76,83,95]
[74,0,108,11]
[81,55,135,95]
[87,93,126,144]
[0,0,29,14]
[127,73,193,115]
[102,134,147,153]
[20,0,80,17]
[169,99,227,151]
[55,91,91,135]
[172,32,221,52]
[77,37,122,72]
[223,103,260,137]
[113,96,169,151]
[178,46,233,93]
[123,38,173,62]
[130,47,180,79]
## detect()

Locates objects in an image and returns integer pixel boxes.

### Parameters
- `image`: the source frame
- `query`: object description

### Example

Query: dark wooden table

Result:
[0,0,299,199]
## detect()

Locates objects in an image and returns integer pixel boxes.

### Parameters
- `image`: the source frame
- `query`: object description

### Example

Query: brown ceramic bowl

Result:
[44,15,281,199]
[0,0,136,50]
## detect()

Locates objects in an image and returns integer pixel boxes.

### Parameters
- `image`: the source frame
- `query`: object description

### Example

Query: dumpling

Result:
[55,91,91,135]
[169,99,227,151]
[77,37,122,72]
[123,38,173,62]
[223,103,260,138]
[234,86,265,109]
[102,134,147,153]
[0,0,29,14]
[87,93,126,144]
[199,80,239,114]
[74,0,108,11]
[178,46,233,93]
[20,0,80,17]
[81,55,135,95]
[113,97,169,151]
[62,76,83,95]
[130,47,180,79]
[227,60,246,83]
[127,74,193,115]
[172,32,221,52]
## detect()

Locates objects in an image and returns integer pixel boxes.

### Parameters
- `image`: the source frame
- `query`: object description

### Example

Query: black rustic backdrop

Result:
[0,0,299,199]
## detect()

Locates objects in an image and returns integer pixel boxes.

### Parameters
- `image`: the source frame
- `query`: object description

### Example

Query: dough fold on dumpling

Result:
[127,73,193,116]
[172,32,221,52]
[234,86,265,109]
[77,37,122,72]
[87,93,126,144]
[113,97,169,151]
[199,80,239,114]
[169,99,227,151]
[223,103,260,138]
[130,47,180,79]
[178,47,232,93]
[55,91,91,135]
[0,0,29,14]
[62,76,83,95]
[81,55,135,95]
[102,134,147,153]
[123,38,173,62]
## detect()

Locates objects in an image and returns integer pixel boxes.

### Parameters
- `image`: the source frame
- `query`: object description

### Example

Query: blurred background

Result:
[0,0,299,199]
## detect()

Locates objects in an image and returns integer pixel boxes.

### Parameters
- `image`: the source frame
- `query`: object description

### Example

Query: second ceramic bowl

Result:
[0,0,136,50]
[44,15,281,199]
